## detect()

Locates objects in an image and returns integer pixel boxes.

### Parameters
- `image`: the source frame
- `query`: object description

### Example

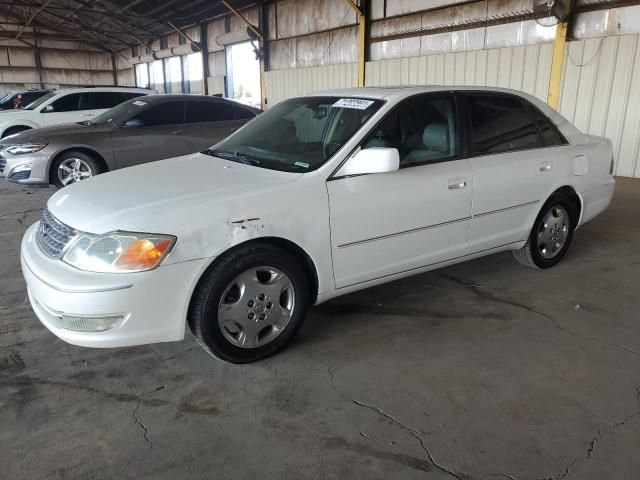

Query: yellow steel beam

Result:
[345,0,366,87]
[547,21,568,110]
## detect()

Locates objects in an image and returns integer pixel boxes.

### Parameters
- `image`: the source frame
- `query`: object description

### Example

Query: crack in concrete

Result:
[301,348,462,480]
[0,208,38,219]
[350,398,462,480]
[437,273,640,356]
[132,399,153,448]
[537,386,640,480]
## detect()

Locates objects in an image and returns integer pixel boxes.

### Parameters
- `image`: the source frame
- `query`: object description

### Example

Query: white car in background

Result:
[21,86,615,363]
[0,87,150,138]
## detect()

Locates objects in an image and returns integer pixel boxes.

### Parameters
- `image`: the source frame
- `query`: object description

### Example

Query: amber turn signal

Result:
[115,239,173,271]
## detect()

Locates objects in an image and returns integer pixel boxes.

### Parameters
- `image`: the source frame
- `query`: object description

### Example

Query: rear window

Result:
[468,94,539,155]
[186,101,235,123]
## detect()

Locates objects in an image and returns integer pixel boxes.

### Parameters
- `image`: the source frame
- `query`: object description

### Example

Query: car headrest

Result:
[422,123,448,151]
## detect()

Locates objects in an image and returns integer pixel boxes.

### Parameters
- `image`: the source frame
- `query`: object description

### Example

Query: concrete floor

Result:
[1,178,639,480]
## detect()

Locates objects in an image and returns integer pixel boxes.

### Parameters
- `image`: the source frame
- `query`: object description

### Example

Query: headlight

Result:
[5,143,47,155]
[63,231,175,273]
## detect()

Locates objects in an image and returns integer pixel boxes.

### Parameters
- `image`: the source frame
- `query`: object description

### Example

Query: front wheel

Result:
[188,243,309,363]
[513,194,575,269]
[51,151,103,188]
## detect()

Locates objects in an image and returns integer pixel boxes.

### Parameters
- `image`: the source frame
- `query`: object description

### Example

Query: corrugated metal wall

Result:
[365,43,553,102]
[264,62,357,107]
[559,34,640,178]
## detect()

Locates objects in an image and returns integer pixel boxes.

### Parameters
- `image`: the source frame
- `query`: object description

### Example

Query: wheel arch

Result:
[1,124,33,138]
[546,185,583,228]
[187,236,321,313]
[49,147,108,183]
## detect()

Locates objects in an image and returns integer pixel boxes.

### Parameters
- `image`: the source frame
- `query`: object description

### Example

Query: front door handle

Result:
[540,162,552,171]
[172,130,183,136]
[448,179,467,190]
[80,113,93,117]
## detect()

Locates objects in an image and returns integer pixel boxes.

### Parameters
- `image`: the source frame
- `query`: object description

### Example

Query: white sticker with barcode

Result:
[332,98,375,110]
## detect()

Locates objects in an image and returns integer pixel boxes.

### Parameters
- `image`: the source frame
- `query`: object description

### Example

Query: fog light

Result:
[61,314,124,332]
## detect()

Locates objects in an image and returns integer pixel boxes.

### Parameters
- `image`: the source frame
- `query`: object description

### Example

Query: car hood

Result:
[1,122,110,144]
[47,152,303,234]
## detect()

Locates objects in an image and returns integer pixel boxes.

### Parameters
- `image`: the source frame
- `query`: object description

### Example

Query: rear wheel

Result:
[188,243,309,363]
[514,194,575,269]
[51,150,103,188]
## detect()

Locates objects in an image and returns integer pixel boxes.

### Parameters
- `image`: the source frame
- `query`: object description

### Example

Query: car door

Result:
[40,92,87,125]
[464,93,563,254]
[186,99,247,151]
[111,100,192,168]
[327,94,473,288]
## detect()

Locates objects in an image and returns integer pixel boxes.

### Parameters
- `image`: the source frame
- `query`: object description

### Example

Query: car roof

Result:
[137,94,262,111]
[308,85,540,102]
[51,87,151,95]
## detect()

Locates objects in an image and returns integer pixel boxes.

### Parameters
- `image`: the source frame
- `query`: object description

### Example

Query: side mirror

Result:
[122,118,144,128]
[42,105,54,113]
[336,147,400,177]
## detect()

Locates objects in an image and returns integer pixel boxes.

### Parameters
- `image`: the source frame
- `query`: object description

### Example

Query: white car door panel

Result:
[469,149,561,253]
[465,93,562,254]
[328,160,473,288]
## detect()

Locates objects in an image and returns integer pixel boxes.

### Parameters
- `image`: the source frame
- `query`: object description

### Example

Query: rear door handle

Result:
[448,179,467,190]
[540,162,552,171]
[172,130,183,135]
[80,113,93,117]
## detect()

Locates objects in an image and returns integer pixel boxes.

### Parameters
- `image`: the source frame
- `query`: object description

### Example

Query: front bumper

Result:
[0,150,51,185]
[21,222,210,348]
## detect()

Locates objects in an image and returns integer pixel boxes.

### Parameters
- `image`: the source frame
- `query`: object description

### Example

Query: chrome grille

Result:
[0,158,5,173]
[36,209,78,259]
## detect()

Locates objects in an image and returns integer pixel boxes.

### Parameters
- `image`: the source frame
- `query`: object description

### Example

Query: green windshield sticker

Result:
[294,161,310,168]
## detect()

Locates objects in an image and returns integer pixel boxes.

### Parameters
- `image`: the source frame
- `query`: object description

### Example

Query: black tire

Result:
[2,126,31,138]
[513,193,576,269]
[51,150,103,188]
[188,243,309,363]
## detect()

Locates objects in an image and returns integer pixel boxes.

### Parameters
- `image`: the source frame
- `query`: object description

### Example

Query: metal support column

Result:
[200,21,210,95]
[547,21,568,110]
[346,0,367,87]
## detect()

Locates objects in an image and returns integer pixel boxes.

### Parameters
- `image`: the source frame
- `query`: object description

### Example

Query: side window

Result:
[87,92,144,109]
[527,103,568,147]
[186,101,234,123]
[468,95,538,155]
[131,101,184,127]
[49,93,84,113]
[234,105,256,120]
[363,95,459,167]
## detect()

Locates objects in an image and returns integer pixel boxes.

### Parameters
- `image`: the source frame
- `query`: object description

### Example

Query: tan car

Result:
[0,94,261,188]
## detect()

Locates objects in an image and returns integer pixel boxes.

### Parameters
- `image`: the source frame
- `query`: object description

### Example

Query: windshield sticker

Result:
[294,161,310,168]
[133,100,147,106]
[332,98,375,110]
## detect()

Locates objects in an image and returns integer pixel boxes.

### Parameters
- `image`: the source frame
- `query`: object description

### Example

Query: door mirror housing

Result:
[336,147,400,177]
[42,104,54,113]
[122,118,144,128]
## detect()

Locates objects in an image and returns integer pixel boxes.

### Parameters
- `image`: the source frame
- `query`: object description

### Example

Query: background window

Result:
[149,60,164,93]
[132,101,184,127]
[364,95,458,167]
[50,93,84,112]
[135,64,149,89]
[468,95,539,155]
[186,101,234,123]
[87,92,145,109]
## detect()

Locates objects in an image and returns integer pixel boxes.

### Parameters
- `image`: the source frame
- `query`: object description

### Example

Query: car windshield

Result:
[207,96,383,172]
[89,98,149,125]
[23,91,56,110]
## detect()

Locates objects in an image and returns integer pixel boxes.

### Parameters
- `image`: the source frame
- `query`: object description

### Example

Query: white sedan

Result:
[21,86,615,363]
